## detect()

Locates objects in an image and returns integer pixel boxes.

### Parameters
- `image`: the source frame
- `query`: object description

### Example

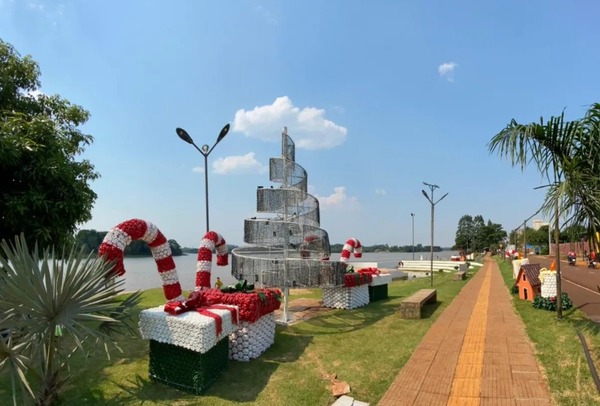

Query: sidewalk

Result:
[377,257,552,406]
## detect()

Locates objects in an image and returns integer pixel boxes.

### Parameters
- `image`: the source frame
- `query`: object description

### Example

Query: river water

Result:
[120,250,458,292]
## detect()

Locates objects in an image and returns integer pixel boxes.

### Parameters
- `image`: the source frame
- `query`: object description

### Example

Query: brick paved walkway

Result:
[378,257,552,406]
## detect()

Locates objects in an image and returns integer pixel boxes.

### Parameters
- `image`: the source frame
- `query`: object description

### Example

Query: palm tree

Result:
[0,235,142,405]
[487,105,600,319]
[489,105,600,243]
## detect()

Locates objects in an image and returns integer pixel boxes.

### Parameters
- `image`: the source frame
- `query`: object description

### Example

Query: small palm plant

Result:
[0,235,142,405]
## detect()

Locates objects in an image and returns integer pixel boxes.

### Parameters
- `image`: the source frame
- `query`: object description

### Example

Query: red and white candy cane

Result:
[196,231,229,289]
[340,238,362,263]
[98,218,183,302]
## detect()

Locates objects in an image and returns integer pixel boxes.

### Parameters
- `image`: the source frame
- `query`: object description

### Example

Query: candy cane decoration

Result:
[340,238,362,263]
[98,218,183,302]
[196,231,229,290]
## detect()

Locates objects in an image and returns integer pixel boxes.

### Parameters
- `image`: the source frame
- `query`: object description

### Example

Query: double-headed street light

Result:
[421,182,448,287]
[176,123,230,233]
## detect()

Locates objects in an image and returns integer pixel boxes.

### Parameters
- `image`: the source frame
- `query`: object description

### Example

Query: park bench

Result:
[399,289,437,319]
[454,271,466,281]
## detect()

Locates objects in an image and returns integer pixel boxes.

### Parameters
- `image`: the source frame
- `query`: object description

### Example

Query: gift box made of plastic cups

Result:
[368,274,392,301]
[229,312,276,362]
[322,285,369,309]
[139,305,238,394]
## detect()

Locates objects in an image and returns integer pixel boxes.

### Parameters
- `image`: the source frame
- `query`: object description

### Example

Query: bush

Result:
[532,293,573,311]
[511,285,519,295]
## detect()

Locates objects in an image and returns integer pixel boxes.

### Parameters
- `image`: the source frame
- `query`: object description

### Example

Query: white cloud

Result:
[256,5,278,25]
[28,1,44,11]
[438,62,458,82]
[314,186,357,208]
[233,96,348,150]
[192,166,204,174]
[375,188,386,195]
[212,152,268,175]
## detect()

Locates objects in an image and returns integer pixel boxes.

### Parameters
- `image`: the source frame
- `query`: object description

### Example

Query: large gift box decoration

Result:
[207,287,281,362]
[360,268,391,302]
[322,272,372,309]
[139,295,238,394]
[229,312,276,362]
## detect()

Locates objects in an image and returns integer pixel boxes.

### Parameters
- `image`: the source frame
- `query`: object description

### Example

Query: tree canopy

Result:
[454,214,506,252]
[0,39,98,250]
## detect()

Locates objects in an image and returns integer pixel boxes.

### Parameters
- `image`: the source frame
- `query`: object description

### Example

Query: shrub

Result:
[532,293,573,311]
[511,285,519,295]
[0,235,142,405]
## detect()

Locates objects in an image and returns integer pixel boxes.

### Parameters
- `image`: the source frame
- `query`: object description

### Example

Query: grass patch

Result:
[0,270,478,405]
[496,258,600,406]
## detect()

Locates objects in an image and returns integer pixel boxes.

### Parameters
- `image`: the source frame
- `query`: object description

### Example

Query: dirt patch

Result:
[274,298,332,324]
[289,288,314,295]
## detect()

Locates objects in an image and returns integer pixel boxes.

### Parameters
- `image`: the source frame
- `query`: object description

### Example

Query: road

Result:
[526,255,600,322]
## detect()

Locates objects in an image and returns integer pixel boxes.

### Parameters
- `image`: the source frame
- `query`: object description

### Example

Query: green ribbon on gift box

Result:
[220,279,255,293]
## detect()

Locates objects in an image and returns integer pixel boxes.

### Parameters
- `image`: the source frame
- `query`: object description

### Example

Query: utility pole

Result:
[555,197,562,319]
[523,220,527,258]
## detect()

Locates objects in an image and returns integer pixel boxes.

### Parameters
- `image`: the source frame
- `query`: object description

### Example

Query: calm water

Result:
[120,250,458,292]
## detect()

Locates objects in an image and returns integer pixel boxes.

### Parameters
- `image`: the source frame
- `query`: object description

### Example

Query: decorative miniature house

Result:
[514,263,542,301]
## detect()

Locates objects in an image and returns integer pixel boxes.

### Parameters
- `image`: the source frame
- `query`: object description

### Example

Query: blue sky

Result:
[2,0,599,248]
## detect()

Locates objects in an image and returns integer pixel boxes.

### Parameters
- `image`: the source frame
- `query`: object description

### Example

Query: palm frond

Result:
[0,234,142,404]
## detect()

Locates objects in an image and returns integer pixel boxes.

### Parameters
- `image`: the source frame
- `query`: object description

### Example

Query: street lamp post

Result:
[176,123,230,233]
[523,220,527,258]
[411,213,415,260]
[421,182,448,287]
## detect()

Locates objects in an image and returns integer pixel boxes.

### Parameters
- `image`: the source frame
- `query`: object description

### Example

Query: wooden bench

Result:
[399,289,437,319]
[454,271,466,281]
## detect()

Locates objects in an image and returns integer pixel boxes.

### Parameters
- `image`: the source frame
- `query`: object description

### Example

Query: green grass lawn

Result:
[0,269,477,405]
[496,258,600,406]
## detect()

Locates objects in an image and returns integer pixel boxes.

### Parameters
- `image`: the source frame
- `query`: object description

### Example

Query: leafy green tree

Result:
[479,220,507,250]
[0,235,141,405]
[455,215,506,252]
[168,239,182,256]
[0,40,98,251]
[74,229,107,254]
[472,215,485,252]
[455,215,474,251]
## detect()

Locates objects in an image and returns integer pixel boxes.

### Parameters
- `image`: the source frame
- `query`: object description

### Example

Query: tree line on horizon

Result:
[75,230,447,257]
[75,229,185,256]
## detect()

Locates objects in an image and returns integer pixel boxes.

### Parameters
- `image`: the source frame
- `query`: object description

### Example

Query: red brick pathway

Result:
[377,258,552,405]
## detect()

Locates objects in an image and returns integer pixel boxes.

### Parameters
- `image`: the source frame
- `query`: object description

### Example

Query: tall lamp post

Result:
[176,123,230,233]
[411,213,415,260]
[422,182,448,287]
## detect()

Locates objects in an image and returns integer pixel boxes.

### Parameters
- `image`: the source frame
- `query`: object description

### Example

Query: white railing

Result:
[398,260,482,272]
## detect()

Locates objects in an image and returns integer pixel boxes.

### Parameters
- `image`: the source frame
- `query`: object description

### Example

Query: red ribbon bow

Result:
[163,291,238,337]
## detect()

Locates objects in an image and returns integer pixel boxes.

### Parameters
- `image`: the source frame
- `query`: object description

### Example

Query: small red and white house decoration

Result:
[98,218,184,302]
[196,231,229,290]
[340,238,362,262]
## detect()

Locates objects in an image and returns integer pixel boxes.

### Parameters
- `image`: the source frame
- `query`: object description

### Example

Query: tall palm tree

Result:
[0,235,142,405]
[487,105,600,319]
[488,105,600,251]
